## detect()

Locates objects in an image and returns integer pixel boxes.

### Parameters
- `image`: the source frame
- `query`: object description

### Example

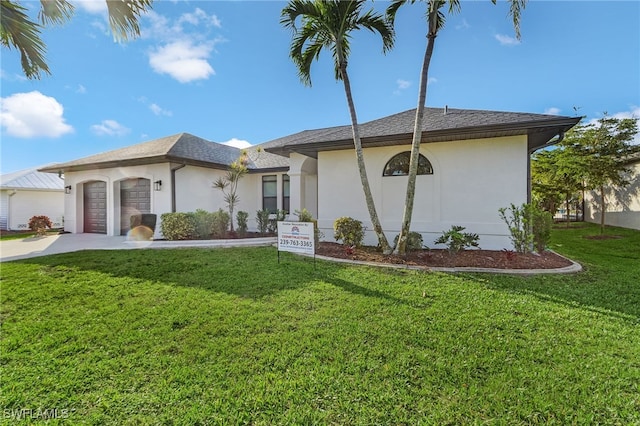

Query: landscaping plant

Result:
[236,211,249,237]
[434,225,480,254]
[333,217,365,248]
[256,209,270,235]
[27,215,53,236]
[160,212,195,240]
[393,231,424,252]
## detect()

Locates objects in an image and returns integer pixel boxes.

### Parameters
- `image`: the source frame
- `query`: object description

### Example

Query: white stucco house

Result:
[40,107,580,250]
[584,153,640,230]
[0,165,65,231]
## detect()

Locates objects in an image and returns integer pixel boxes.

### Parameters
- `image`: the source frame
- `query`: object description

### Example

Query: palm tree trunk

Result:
[394,30,437,255]
[339,63,392,254]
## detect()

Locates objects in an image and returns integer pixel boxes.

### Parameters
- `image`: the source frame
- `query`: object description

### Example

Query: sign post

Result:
[277,221,315,266]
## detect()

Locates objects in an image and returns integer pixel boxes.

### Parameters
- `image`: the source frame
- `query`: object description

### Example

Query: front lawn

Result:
[1,223,638,424]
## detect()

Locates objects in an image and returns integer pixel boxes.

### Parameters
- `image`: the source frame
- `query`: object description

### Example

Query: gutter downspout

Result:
[528,131,566,204]
[170,164,186,212]
[7,190,17,230]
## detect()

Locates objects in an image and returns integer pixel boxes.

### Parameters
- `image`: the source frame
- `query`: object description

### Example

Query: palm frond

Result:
[106,0,153,42]
[38,0,74,26]
[0,0,50,79]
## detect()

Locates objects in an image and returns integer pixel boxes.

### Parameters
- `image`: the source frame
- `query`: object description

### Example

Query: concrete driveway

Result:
[0,233,277,262]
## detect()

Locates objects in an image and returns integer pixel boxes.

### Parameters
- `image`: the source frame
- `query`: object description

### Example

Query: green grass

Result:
[0,230,60,241]
[1,223,639,424]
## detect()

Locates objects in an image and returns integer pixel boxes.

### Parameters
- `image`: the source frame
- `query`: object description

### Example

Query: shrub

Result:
[435,225,480,254]
[295,208,324,244]
[28,215,53,236]
[193,209,215,239]
[160,213,195,240]
[211,209,230,238]
[268,209,287,234]
[236,211,249,237]
[499,203,533,254]
[499,203,552,254]
[532,207,553,253]
[393,231,424,252]
[256,209,270,235]
[334,217,365,247]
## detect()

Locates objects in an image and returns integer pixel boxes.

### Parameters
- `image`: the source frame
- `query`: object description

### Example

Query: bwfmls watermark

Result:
[3,408,72,420]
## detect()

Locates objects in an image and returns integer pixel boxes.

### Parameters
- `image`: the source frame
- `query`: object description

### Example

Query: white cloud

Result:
[0,91,74,138]
[73,0,108,14]
[495,34,520,46]
[76,84,87,94]
[544,107,561,115]
[396,79,411,90]
[149,40,215,83]
[150,103,173,116]
[456,18,470,30]
[91,119,130,136]
[178,8,222,28]
[222,138,252,149]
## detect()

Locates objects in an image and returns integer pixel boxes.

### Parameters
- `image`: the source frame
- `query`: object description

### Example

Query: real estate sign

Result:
[277,221,315,256]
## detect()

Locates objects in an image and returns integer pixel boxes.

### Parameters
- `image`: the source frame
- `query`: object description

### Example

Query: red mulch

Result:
[315,242,574,270]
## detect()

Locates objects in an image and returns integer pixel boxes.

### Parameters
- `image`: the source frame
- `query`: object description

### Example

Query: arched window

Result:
[383,152,433,176]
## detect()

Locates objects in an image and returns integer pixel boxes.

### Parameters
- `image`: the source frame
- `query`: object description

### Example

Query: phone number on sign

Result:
[279,239,313,248]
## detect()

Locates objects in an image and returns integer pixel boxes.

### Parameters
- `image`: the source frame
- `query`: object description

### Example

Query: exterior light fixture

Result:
[154,180,162,191]
[65,185,72,194]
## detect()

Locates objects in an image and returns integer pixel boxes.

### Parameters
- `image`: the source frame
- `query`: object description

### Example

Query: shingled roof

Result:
[1,164,65,191]
[261,107,582,158]
[39,133,289,174]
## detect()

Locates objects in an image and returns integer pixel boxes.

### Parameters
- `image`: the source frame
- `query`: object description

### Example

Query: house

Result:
[584,153,640,230]
[0,165,65,231]
[40,107,580,249]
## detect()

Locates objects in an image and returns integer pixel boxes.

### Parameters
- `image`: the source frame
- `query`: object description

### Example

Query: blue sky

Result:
[1,0,639,174]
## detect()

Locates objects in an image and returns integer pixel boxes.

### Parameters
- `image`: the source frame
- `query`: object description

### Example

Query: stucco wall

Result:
[0,189,64,231]
[584,161,640,230]
[316,136,529,250]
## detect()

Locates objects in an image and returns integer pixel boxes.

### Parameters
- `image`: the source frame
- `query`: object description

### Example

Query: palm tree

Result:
[281,0,395,253]
[387,0,527,255]
[1,0,153,79]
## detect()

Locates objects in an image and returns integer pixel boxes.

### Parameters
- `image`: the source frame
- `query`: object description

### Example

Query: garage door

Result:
[84,181,107,234]
[120,178,150,235]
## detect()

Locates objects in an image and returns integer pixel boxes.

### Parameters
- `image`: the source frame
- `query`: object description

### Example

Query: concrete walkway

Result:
[0,233,277,262]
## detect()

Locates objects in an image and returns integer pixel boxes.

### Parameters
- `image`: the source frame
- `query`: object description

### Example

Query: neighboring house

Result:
[584,153,640,230]
[0,165,65,231]
[41,107,580,249]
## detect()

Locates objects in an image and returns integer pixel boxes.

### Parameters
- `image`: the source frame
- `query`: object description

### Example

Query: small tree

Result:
[28,215,52,236]
[575,115,639,234]
[213,152,249,233]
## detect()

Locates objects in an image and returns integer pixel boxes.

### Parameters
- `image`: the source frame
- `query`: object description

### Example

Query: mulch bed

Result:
[315,242,574,270]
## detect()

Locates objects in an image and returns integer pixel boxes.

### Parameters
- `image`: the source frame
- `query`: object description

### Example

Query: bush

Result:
[268,209,287,234]
[499,203,533,254]
[295,208,324,244]
[236,211,249,237]
[28,215,53,236]
[193,209,215,239]
[532,206,553,253]
[435,225,480,254]
[211,209,230,238]
[256,209,270,235]
[393,231,424,252]
[499,203,552,254]
[334,217,365,247]
[160,213,195,240]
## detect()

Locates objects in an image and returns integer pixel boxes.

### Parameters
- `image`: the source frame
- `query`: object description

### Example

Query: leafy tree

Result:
[213,152,249,233]
[386,0,526,255]
[1,0,153,79]
[281,0,395,253]
[574,115,639,233]
[531,140,587,227]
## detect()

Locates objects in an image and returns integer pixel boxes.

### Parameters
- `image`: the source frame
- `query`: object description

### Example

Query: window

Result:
[383,152,433,176]
[282,175,290,213]
[262,175,277,213]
